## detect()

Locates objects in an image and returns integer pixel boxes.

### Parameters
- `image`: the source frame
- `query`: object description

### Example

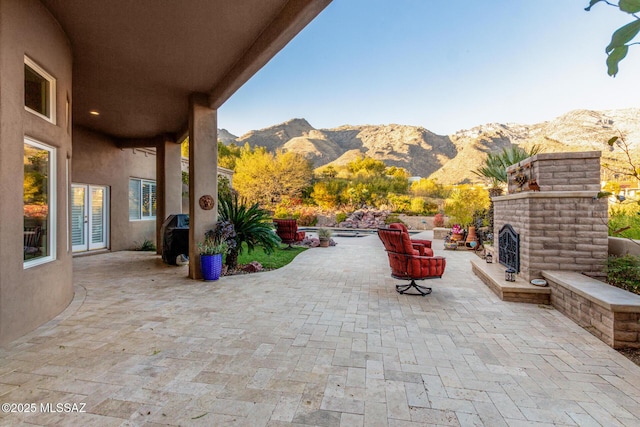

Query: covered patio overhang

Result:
[41,0,331,278]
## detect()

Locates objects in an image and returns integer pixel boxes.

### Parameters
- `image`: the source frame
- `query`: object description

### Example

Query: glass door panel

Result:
[72,184,108,252]
[71,185,86,252]
[89,186,106,249]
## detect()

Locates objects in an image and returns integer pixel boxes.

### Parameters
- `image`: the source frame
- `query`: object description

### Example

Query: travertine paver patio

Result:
[1,232,640,426]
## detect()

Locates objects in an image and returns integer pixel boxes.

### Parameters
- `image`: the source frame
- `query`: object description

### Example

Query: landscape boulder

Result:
[338,209,390,229]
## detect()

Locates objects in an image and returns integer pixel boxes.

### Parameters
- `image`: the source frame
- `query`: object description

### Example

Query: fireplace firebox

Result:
[498,224,519,273]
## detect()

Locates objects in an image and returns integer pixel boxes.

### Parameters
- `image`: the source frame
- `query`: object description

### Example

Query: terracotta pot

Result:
[450,232,464,242]
[465,226,478,250]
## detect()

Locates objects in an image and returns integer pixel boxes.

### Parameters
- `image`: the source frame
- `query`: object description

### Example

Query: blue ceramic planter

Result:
[200,254,223,281]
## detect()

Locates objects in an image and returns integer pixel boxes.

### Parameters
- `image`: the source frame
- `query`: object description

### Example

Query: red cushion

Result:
[378,227,446,280]
[389,223,432,248]
[389,223,408,233]
[274,219,300,243]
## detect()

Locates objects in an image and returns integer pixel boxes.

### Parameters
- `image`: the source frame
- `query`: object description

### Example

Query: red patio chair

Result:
[377,227,446,296]
[273,219,305,248]
[388,222,433,256]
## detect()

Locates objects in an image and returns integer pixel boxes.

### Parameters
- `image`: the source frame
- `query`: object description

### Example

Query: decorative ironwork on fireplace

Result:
[498,224,520,272]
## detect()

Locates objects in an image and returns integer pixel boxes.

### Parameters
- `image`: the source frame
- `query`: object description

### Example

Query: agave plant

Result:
[474,145,542,192]
[218,191,280,270]
[474,145,541,229]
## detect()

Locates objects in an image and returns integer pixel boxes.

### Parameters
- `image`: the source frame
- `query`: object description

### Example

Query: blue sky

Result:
[218,0,640,137]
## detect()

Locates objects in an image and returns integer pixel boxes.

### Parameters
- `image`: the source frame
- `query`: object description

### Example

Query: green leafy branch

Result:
[599,132,640,243]
[604,133,640,182]
[585,0,640,76]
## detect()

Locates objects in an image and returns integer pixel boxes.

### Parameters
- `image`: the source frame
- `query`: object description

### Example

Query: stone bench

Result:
[471,259,550,305]
[433,227,449,240]
[542,271,640,349]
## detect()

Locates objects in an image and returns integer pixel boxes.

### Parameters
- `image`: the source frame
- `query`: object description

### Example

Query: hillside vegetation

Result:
[219,108,640,184]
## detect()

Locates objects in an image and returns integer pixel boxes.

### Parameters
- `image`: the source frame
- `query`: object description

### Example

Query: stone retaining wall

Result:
[543,271,640,349]
[609,236,640,257]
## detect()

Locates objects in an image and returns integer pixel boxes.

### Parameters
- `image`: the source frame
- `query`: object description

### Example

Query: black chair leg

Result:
[396,280,432,296]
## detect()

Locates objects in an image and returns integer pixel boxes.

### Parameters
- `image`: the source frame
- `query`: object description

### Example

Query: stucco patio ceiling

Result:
[40,0,330,141]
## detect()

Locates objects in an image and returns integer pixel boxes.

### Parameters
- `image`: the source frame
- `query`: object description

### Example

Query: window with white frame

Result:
[129,178,156,220]
[24,137,57,267]
[24,56,56,124]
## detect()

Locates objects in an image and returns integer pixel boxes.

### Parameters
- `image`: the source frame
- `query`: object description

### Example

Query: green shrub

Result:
[335,212,348,224]
[410,197,439,215]
[606,255,640,295]
[609,203,640,240]
[136,239,156,251]
[444,185,490,227]
[297,214,318,226]
[384,214,403,225]
[410,197,426,214]
[386,193,411,213]
[273,206,291,219]
[218,191,281,270]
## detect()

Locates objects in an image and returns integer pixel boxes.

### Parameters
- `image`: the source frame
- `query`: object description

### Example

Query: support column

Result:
[156,138,183,255]
[188,94,218,279]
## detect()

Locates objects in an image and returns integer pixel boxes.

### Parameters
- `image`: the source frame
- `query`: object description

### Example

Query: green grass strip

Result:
[235,243,307,269]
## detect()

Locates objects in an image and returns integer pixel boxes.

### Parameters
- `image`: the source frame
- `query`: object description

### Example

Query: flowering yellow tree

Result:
[233,146,312,206]
[444,185,490,227]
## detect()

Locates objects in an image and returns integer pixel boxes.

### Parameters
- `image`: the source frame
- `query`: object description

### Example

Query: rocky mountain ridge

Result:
[219,108,640,184]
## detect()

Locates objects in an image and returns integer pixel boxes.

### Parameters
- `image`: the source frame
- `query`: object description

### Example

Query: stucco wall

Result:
[609,237,640,257]
[72,127,157,251]
[0,0,73,344]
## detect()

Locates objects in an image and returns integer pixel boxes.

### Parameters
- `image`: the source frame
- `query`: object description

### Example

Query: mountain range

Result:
[219,108,640,184]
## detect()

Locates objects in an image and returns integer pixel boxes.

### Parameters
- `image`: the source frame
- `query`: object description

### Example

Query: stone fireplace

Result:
[492,151,608,281]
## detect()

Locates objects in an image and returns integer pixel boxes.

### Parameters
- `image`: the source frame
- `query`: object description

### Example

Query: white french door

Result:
[72,184,109,252]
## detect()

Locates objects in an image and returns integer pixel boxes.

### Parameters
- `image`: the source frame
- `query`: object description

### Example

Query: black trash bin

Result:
[161,214,190,265]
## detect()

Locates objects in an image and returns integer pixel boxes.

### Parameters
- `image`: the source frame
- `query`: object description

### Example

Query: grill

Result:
[498,224,520,272]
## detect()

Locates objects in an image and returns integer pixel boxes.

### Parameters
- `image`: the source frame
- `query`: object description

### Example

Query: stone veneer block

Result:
[506,151,602,194]
[542,271,640,349]
[493,191,608,281]
[433,227,450,240]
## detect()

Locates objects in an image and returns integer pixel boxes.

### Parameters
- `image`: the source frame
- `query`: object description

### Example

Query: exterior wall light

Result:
[505,268,516,282]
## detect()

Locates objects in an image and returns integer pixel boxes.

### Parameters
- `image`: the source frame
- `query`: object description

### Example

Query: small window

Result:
[24,56,56,124]
[129,178,156,220]
[24,137,57,267]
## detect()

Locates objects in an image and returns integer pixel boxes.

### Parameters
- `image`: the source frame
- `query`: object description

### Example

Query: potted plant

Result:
[450,224,464,242]
[317,228,332,248]
[198,221,236,281]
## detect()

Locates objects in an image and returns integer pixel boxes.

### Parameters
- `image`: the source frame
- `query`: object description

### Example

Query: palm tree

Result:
[218,191,281,270]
